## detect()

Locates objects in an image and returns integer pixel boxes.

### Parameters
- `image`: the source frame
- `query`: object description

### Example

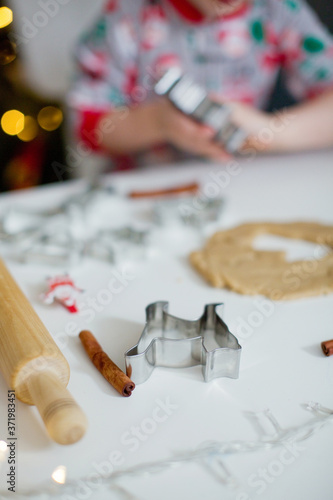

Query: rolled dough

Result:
[189,222,333,300]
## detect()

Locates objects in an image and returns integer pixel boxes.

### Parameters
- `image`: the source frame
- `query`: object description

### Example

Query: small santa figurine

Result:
[42,275,83,313]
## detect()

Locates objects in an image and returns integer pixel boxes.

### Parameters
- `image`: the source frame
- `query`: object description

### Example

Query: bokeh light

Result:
[1,110,25,136]
[17,116,39,142]
[0,441,7,452]
[51,465,67,485]
[0,6,13,29]
[37,106,63,131]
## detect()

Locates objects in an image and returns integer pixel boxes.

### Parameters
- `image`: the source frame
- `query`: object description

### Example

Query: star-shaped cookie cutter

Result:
[125,301,241,384]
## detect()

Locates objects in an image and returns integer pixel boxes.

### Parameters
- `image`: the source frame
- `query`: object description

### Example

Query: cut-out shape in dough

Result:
[189,222,333,300]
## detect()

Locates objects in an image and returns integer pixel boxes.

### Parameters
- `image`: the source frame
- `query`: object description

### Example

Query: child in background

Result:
[67,0,333,170]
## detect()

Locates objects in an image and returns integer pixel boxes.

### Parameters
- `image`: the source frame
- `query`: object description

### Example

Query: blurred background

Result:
[0,0,332,192]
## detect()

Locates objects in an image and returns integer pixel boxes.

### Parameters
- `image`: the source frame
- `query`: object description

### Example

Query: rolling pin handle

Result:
[27,371,88,445]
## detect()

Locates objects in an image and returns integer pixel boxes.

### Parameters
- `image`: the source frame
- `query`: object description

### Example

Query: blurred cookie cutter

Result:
[153,195,225,228]
[154,67,247,154]
[0,209,148,265]
[125,301,241,384]
[85,227,148,264]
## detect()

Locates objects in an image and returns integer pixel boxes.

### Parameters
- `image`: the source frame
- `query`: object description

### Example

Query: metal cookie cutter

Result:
[154,67,248,154]
[153,195,225,228]
[125,301,241,384]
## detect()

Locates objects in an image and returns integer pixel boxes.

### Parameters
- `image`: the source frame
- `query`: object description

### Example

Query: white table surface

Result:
[0,150,333,500]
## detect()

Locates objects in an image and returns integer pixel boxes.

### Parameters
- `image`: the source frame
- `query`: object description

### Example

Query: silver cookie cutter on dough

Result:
[125,301,241,384]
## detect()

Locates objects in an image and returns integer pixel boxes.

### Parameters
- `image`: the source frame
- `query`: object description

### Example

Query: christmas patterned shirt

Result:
[67,0,333,169]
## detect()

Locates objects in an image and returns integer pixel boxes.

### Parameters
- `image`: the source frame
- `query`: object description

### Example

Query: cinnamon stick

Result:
[79,330,135,397]
[321,339,333,357]
[128,181,199,199]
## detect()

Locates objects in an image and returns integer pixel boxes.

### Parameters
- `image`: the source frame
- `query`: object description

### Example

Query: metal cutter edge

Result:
[125,301,242,384]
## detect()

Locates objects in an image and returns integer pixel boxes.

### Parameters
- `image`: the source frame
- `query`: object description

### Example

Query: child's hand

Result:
[228,101,273,152]
[211,94,297,153]
[156,98,231,161]
[209,92,276,151]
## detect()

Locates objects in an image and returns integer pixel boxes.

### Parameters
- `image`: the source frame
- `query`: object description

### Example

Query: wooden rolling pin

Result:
[0,258,88,445]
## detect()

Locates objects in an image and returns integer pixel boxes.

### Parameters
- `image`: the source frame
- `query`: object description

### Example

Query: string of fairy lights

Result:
[0,5,63,143]
[0,402,332,499]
